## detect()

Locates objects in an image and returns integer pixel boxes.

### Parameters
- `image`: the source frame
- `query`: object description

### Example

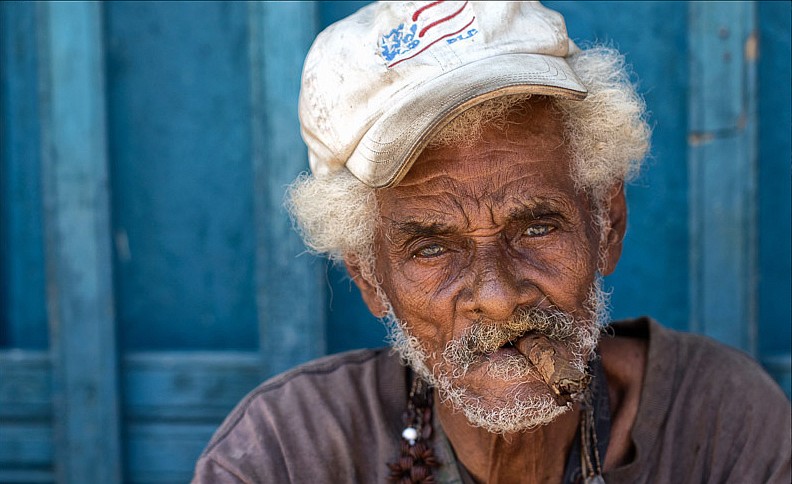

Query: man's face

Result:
[359,99,618,432]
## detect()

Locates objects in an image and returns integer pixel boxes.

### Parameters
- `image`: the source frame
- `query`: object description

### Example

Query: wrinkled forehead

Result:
[396,96,572,191]
[376,99,584,224]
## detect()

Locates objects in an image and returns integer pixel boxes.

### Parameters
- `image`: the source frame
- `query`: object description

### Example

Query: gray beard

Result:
[383,276,610,434]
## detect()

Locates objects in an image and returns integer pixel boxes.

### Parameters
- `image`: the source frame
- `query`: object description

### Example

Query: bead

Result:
[401,426,418,444]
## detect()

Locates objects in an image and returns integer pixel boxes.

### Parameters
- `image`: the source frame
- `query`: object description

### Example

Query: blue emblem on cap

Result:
[380,23,420,62]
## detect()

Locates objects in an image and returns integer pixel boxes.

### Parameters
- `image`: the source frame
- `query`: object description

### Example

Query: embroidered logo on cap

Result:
[380,1,479,68]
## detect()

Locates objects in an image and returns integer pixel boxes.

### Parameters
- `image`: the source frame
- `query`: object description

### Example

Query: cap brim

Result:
[345,53,587,188]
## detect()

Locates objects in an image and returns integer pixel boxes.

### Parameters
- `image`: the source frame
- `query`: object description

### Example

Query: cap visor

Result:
[346,53,587,188]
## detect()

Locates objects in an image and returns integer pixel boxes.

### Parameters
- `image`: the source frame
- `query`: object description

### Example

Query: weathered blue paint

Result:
[37,2,122,482]
[104,1,258,351]
[688,2,758,353]
[0,1,48,349]
[249,2,327,377]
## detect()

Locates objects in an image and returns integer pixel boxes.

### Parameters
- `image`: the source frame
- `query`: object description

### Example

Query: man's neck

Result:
[436,396,581,484]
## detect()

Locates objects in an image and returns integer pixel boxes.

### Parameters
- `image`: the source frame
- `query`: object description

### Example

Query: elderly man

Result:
[194,2,790,483]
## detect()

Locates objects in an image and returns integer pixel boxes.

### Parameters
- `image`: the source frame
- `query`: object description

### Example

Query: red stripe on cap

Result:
[412,1,444,22]
[388,16,476,68]
[420,1,468,37]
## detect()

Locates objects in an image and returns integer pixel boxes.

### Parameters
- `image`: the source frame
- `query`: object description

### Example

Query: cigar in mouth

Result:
[514,334,591,405]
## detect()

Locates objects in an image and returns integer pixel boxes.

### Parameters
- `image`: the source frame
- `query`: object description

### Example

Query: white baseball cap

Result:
[299,1,587,188]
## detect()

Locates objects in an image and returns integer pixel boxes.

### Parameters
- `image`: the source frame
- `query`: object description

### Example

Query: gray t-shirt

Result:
[193,319,791,483]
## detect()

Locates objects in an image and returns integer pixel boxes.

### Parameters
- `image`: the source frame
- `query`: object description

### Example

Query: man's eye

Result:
[414,244,446,258]
[524,224,553,237]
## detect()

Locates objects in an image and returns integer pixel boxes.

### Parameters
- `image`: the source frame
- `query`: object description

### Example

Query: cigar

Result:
[515,334,591,405]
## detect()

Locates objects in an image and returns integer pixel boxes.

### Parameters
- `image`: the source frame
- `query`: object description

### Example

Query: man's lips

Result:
[479,332,534,360]
[497,330,536,351]
[501,333,528,349]
[477,331,590,406]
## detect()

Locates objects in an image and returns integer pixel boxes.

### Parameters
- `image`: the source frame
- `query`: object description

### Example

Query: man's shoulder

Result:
[605,318,791,483]
[644,318,784,397]
[610,317,783,396]
[194,348,407,483]
[246,347,395,398]
[611,317,790,447]
[205,347,402,446]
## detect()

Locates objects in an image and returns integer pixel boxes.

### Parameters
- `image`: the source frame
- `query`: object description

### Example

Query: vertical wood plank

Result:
[756,1,791,397]
[248,3,326,377]
[0,0,49,349]
[688,2,758,353]
[104,2,258,351]
[37,2,122,482]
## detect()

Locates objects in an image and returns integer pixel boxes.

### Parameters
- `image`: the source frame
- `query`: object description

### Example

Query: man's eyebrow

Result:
[506,199,570,221]
[388,219,457,238]
[386,200,571,237]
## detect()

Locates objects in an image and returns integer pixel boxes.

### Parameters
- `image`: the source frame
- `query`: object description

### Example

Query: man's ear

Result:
[599,183,627,276]
[344,255,388,318]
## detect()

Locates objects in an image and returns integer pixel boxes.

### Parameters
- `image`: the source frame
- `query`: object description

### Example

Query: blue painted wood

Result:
[0,1,48,349]
[0,351,50,418]
[0,350,261,483]
[0,424,53,472]
[0,351,53,481]
[249,2,327,377]
[123,352,260,421]
[687,2,758,353]
[757,3,791,365]
[103,1,257,351]
[126,422,219,484]
[36,2,122,482]
[0,470,54,484]
[122,351,260,483]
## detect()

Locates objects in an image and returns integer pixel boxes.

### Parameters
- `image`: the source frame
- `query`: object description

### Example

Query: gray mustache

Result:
[443,306,579,367]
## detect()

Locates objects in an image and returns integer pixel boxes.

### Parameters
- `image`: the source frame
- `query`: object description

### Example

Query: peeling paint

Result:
[688,132,715,146]
[744,31,759,61]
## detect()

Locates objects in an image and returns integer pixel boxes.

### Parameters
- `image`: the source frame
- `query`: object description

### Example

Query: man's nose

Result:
[462,243,533,321]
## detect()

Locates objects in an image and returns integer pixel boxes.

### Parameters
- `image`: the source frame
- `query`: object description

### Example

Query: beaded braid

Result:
[387,377,440,483]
